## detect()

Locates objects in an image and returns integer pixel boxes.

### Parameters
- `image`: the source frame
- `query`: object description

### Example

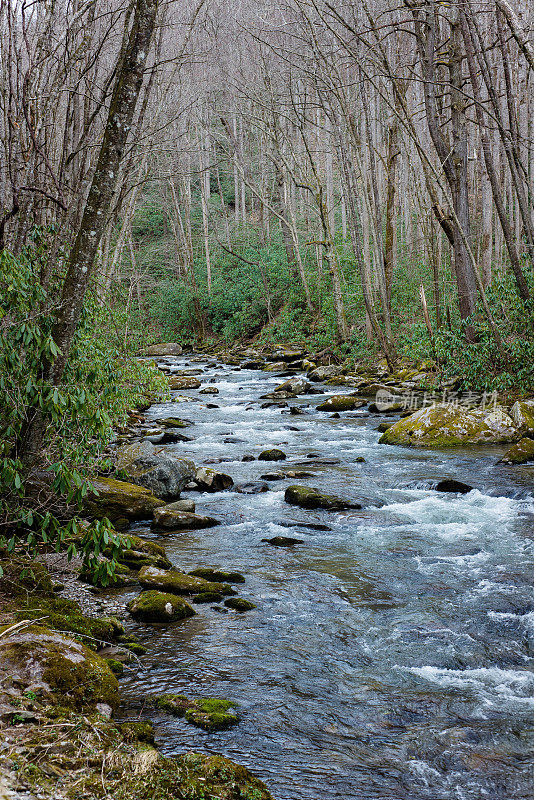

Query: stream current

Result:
[117,356,534,799]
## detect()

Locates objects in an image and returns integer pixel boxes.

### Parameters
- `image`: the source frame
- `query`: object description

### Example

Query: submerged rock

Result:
[500,437,534,464]
[138,565,234,596]
[317,395,366,412]
[284,484,361,510]
[152,505,219,531]
[234,481,269,494]
[224,597,256,612]
[116,441,196,500]
[379,404,519,447]
[155,696,240,732]
[259,448,287,461]
[434,479,473,493]
[262,536,304,546]
[127,591,195,623]
[85,476,165,521]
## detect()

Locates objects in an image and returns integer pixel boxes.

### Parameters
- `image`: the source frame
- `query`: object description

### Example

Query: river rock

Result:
[138,565,234,595]
[500,437,534,464]
[199,386,219,394]
[224,597,256,612]
[144,343,182,356]
[85,476,165,521]
[258,448,287,461]
[275,377,310,395]
[260,471,285,480]
[0,625,119,712]
[193,467,234,492]
[158,417,191,428]
[115,535,172,569]
[510,400,534,435]
[379,404,520,447]
[234,481,269,494]
[434,479,473,493]
[169,376,201,390]
[284,484,361,510]
[152,505,219,530]
[261,536,304,546]
[116,441,196,499]
[127,591,195,623]
[317,395,367,412]
[308,365,342,382]
[189,568,246,584]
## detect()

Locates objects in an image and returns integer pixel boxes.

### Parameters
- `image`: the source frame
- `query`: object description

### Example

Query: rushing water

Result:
[116,357,534,800]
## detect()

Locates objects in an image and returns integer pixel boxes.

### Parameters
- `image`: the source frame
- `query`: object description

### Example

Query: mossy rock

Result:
[79,559,137,588]
[185,709,239,731]
[106,658,124,676]
[189,568,245,584]
[168,376,201,390]
[14,596,118,645]
[84,476,165,521]
[284,484,361,510]
[379,403,519,447]
[317,395,366,412]
[0,559,54,597]
[152,506,220,531]
[138,566,235,596]
[224,598,256,612]
[500,437,534,464]
[0,626,119,712]
[111,535,171,570]
[258,448,286,461]
[127,591,195,623]
[192,591,224,604]
[510,400,534,435]
[120,721,155,744]
[114,751,274,800]
[156,694,194,716]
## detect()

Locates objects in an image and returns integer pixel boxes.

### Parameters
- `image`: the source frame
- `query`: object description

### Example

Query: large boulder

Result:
[500,437,534,464]
[85,476,165,521]
[193,467,234,492]
[284,485,361,510]
[0,626,119,712]
[138,565,234,596]
[116,441,196,500]
[317,395,367,412]
[308,365,342,382]
[152,505,220,531]
[510,400,534,435]
[379,404,520,447]
[169,375,201,390]
[275,377,310,395]
[143,343,183,356]
[127,591,195,623]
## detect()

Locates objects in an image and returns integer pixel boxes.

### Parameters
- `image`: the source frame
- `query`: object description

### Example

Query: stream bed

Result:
[115,357,533,799]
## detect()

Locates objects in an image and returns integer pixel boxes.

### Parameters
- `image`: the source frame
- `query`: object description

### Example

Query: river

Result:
[116,356,534,800]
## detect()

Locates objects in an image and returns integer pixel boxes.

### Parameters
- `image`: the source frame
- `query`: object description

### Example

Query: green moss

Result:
[0,559,53,597]
[192,591,224,604]
[106,658,124,676]
[15,597,118,645]
[224,598,256,612]
[155,694,193,716]
[127,590,196,623]
[195,698,235,714]
[185,709,239,731]
[189,568,246,584]
[120,721,155,744]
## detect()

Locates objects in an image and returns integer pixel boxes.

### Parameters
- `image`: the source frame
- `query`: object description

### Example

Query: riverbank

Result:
[1,344,532,799]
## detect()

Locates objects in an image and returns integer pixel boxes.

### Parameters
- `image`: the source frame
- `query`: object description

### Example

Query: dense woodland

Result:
[1,0,534,561]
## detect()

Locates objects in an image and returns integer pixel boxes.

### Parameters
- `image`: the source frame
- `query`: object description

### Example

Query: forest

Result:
[1,1,533,799]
